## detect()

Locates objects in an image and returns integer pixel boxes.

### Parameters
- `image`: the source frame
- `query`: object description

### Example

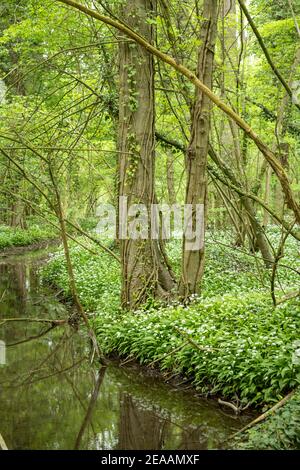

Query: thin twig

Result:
[147,340,190,367]
[0,432,8,450]
[0,318,66,326]
[6,326,57,348]
[0,289,7,302]
[174,326,219,352]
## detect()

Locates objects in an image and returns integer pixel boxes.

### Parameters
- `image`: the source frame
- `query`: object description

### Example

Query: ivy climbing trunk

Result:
[179,0,218,298]
[118,0,175,309]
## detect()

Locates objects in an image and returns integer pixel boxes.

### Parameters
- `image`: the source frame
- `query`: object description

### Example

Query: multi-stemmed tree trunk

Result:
[179,0,218,298]
[118,0,175,309]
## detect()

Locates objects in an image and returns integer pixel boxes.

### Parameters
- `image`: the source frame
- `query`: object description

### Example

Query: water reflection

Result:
[0,250,251,450]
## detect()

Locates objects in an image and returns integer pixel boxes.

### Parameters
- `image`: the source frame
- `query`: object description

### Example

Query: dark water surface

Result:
[0,249,251,450]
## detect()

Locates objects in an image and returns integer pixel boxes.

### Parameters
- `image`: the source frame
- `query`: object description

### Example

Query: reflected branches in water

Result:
[74,366,107,450]
[0,250,253,450]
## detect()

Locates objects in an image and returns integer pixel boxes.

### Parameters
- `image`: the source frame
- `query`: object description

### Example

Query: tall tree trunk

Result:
[179,0,218,298]
[118,0,175,309]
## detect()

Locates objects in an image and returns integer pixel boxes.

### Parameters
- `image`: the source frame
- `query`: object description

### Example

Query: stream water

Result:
[0,248,252,450]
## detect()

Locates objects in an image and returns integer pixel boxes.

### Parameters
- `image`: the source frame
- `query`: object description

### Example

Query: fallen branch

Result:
[230,390,295,439]
[147,340,190,368]
[277,290,300,305]
[174,326,219,352]
[218,399,250,415]
[218,399,240,415]
[120,356,136,366]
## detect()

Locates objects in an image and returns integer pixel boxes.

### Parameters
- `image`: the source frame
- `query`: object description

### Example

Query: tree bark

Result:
[179,0,218,298]
[118,0,175,309]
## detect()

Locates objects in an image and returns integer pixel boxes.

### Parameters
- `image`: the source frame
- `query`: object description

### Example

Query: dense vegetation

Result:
[41,231,300,407]
[0,224,56,250]
[233,389,300,449]
[0,0,300,451]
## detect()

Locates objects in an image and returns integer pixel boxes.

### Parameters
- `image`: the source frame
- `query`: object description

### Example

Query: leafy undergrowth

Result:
[42,244,121,314]
[92,295,300,406]
[0,224,57,250]
[233,389,300,449]
[168,228,299,298]
[42,228,299,310]
[41,228,300,409]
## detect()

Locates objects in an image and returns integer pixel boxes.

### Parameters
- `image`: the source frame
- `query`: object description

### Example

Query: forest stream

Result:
[0,248,252,450]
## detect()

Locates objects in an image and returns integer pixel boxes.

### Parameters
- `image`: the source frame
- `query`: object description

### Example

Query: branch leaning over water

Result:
[229,390,296,440]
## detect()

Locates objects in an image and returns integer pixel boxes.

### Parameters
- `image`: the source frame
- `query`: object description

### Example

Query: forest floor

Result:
[39,226,300,449]
[1,224,299,449]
